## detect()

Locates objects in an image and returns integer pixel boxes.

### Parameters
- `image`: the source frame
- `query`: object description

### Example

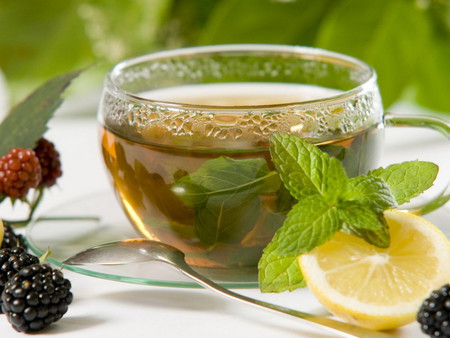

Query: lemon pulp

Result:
[299,209,450,330]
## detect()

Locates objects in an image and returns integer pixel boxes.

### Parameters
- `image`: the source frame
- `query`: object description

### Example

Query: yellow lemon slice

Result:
[298,209,450,331]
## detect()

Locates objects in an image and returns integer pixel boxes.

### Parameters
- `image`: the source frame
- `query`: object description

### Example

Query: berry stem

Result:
[3,187,45,227]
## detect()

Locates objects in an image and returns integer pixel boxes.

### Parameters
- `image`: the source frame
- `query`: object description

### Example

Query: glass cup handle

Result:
[384,113,450,215]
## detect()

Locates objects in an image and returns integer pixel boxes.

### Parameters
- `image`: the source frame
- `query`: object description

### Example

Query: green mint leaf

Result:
[172,156,280,246]
[345,176,397,212]
[342,217,390,248]
[258,240,305,293]
[269,133,348,200]
[369,161,439,205]
[172,156,280,208]
[0,68,84,156]
[270,194,341,256]
[338,201,387,231]
[194,195,260,246]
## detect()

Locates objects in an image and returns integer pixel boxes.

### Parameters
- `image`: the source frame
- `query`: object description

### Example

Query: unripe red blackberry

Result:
[0,148,42,198]
[33,138,62,188]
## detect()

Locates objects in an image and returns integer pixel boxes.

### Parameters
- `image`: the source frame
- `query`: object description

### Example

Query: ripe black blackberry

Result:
[0,247,39,313]
[0,148,42,198]
[1,223,27,250]
[417,284,450,337]
[2,264,73,333]
[33,138,62,188]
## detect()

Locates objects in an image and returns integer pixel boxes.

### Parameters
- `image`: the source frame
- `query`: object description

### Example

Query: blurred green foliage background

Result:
[1,0,449,113]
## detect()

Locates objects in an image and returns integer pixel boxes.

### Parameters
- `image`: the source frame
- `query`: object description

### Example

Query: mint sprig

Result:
[258,133,439,293]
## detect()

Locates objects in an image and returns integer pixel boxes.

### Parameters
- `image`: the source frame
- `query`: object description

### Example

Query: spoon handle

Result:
[172,261,392,338]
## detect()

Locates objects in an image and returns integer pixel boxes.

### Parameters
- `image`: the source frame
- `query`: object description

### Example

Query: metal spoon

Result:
[63,239,393,338]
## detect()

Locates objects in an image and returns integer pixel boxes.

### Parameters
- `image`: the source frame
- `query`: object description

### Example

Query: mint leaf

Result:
[0,68,84,156]
[194,195,260,246]
[345,176,397,212]
[338,201,387,232]
[369,161,439,205]
[342,218,390,248]
[271,195,341,256]
[258,134,438,293]
[258,240,305,293]
[270,133,348,200]
[172,156,280,246]
[172,156,280,207]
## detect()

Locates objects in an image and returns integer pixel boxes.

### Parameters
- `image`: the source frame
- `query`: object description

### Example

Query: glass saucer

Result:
[26,191,260,289]
[26,191,450,289]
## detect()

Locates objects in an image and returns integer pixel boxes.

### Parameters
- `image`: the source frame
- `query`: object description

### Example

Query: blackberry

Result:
[1,223,27,250]
[0,148,42,198]
[0,247,39,313]
[1,264,73,333]
[33,138,62,188]
[417,284,450,337]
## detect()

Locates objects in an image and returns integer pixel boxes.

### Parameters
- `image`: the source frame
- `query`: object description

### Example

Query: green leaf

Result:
[172,156,280,208]
[172,156,280,246]
[342,217,390,248]
[0,0,171,101]
[0,68,84,157]
[195,196,260,246]
[198,0,336,46]
[338,201,387,231]
[269,133,348,200]
[415,34,450,112]
[345,176,397,212]
[271,195,341,256]
[258,240,305,293]
[369,161,439,205]
[316,0,431,107]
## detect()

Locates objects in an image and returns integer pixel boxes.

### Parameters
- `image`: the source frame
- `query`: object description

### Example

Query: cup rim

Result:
[106,44,377,110]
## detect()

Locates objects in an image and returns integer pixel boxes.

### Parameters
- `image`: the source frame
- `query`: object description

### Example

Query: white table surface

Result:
[0,103,448,338]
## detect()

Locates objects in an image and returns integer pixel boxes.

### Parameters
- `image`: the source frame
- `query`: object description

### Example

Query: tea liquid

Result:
[100,83,383,280]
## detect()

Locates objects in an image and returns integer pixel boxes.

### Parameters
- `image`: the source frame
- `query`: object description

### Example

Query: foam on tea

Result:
[100,82,383,281]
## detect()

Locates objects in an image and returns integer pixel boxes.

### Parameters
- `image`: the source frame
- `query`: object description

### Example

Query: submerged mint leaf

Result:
[345,176,397,212]
[269,133,348,200]
[194,195,260,246]
[0,68,84,156]
[172,156,280,246]
[258,240,305,293]
[270,194,341,256]
[172,156,280,208]
[369,161,439,205]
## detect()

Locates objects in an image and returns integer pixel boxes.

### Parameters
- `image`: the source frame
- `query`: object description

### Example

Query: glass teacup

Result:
[98,45,448,282]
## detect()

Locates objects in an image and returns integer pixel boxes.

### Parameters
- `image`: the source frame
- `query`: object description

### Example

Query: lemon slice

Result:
[298,209,450,330]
